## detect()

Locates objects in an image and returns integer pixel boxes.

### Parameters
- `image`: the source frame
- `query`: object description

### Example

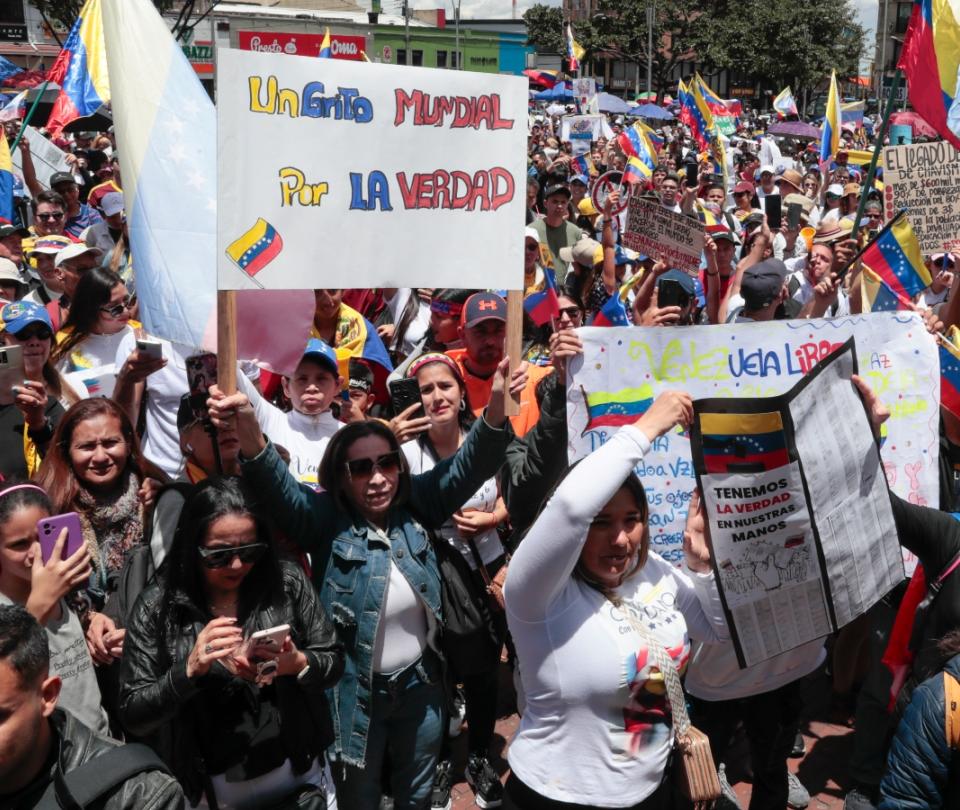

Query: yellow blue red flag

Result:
[319,27,332,58]
[0,132,13,223]
[819,70,841,165]
[47,0,110,134]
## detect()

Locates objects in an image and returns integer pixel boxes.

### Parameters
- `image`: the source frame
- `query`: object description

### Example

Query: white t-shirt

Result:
[58,325,134,399]
[504,426,727,807]
[239,374,341,487]
[402,437,504,569]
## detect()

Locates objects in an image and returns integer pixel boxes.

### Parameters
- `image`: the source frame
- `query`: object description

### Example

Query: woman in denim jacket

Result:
[208,357,521,810]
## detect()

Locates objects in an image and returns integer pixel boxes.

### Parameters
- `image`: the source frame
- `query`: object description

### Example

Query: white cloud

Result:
[855,0,879,39]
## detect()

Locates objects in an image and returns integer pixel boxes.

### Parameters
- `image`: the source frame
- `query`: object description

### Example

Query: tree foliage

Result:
[32,0,175,30]
[523,4,564,55]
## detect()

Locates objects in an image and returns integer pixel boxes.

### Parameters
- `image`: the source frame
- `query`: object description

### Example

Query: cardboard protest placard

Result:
[691,341,902,667]
[216,48,527,290]
[622,196,705,275]
[882,142,960,255]
[566,314,939,571]
[11,127,72,190]
[560,115,603,157]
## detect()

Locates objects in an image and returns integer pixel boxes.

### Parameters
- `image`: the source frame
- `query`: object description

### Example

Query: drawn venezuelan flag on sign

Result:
[582,384,655,433]
[699,411,790,473]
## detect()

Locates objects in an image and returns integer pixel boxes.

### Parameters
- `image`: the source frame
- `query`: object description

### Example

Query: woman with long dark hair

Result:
[53,267,136,396]
[119,477,344,808]
[503,391,728,809]
[208,358,520,810]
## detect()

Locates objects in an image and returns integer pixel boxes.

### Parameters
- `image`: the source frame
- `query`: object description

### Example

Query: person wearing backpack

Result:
[0,604,184,809]
[878,631,960,809]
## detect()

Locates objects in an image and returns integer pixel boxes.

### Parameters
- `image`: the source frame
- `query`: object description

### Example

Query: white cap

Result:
[101,191,124,218]
[826,183,845,197]
[54,243,103,268]
[524,227,540,244]
[0,258,23,285]
[759,164,775,175]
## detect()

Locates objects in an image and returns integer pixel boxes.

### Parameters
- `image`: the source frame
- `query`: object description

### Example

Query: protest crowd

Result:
[8,3,960,810]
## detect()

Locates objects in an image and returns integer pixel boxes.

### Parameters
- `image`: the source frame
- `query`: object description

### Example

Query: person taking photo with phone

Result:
[119,477,344,810]
[207,356,522,810]
[0,481,107,734]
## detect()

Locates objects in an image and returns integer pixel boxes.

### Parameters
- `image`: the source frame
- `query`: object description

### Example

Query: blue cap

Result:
[570,173,589,186]
[0,300,52,335]
[302,338,339,375]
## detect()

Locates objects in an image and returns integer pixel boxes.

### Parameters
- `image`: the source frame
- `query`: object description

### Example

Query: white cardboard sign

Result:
[217,47,528,290]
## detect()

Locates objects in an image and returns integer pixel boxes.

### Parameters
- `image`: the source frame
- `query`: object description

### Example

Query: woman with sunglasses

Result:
[52,267,137,398]
[208,358,519,810]
[119,477,345,809]
[0,301,85,479]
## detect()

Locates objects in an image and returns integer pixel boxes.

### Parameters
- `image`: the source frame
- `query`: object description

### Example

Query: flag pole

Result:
[10,78,52,153]
[849,69,901,249]
[504,290,522,417]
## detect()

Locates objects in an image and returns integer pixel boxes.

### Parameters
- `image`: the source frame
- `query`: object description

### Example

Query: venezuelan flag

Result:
[225,218,284,282]
[46,0,110,134]
[695,75,735,134]
[820,70,841,166]
[524,266,560,326]
[327,304,394,403]
[861,267,904,312]
[858,212,932,303]
[573,153,596,176]
[582,384,654,432]
[940,334,960,419]
[900,0,960,151]
[566,23,584,72]
[677,79,693,129]
[623,155,653,185]
[592,291,630,327]
[698,411,790,474]
[689,80,716,152]
[319,28,332,58]
[773,86,798,117]
[0,133,13,224]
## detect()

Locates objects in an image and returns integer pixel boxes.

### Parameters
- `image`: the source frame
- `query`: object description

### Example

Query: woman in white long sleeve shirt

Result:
[503,391,728,810]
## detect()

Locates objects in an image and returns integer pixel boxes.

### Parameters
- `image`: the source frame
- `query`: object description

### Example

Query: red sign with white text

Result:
[237,31,366,61]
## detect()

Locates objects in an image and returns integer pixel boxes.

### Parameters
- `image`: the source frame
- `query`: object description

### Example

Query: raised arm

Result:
[504,391,693,623]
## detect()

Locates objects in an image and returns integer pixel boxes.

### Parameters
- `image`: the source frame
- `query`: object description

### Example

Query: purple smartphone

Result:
[37,512,84,564]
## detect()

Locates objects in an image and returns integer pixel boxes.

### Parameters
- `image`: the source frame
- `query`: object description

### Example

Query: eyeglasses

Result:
[99,294,135,318]
[37,212,64,221]
[344,450,402,480]
[558,305,583,321]
[525,243,540,253]
[197,542,268,569]
[13,325,52,341]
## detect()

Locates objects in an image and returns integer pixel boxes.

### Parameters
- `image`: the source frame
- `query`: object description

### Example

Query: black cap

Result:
[741,258,789,310]
[348,358,374,392]
[49,172,76,188]
[543,183,571,199]
[658,269,696,296]
[461,291,507,328]
[0,222,29,239]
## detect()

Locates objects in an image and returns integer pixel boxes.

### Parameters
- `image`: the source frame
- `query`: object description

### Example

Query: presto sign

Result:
[238,30,367,61]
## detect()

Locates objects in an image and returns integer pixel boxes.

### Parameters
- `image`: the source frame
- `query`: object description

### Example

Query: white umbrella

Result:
[546,103,566,116]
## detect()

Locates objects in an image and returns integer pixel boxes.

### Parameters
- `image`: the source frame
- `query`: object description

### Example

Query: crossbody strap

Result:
[619,602,691,739]
[53,742,170,810]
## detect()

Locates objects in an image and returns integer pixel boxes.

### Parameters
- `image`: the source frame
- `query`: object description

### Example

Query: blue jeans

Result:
[333,652,444,810]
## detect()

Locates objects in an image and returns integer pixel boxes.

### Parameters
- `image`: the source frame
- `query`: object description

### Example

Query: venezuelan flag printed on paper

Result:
[859,213,932,303]
[699,411,790,474]
[226,218,284,281]
[583,384,655,433]
[820,70,841,166]
[524,266,560,326]
[940,333,960,420]
[319,28,332,58]
[0,132,14,224]
[47,0,110,134]
[900,0,960,151]
[773,86,798,117]
[861,267,904,312]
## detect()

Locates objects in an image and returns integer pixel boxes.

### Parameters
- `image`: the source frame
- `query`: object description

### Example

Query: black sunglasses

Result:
[197,542,268,569]
[345,450,402,479]
[13,325,52,341]
[37,212,64,221]
[99,294,135,318]
[558,305,583,320]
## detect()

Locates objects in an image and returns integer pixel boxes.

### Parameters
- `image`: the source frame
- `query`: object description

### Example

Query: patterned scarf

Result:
[78,469,144,590]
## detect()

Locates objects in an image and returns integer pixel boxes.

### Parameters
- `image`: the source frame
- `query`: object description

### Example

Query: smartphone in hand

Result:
[389,377,424,418]
[185,352,218,421]
[37,512,84,564]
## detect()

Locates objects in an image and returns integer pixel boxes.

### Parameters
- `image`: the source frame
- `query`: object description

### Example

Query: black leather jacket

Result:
[5,709,184,809]
[118,560,344,804]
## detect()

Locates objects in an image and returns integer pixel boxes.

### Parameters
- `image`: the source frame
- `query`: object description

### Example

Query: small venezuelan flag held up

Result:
[573,153,596,176]
[699,411,790,474]
[940,331,960,420]
[582,384,655,433]
[622,155,652,184]
[857,212,932,304]
[0,130,14,224]
[592,291,630,327]
[225,218,283,285]
[46,0,110,134]
[860,267,903,312]
[523,266,560,326]
[318,28,332,58]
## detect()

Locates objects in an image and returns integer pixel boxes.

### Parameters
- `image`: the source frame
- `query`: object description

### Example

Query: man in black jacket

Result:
[0,604,184,809]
